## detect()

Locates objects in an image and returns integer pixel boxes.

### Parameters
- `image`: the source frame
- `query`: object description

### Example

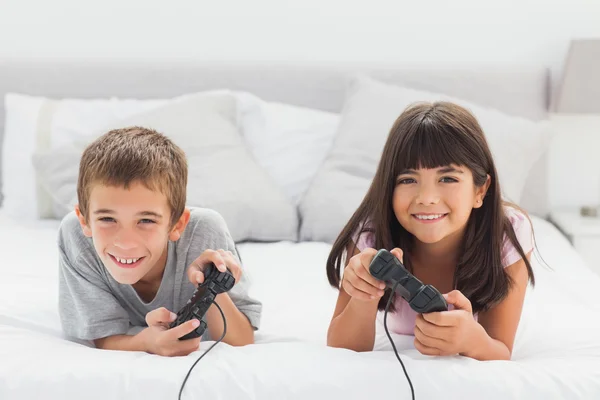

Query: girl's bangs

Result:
[395,121,473,173]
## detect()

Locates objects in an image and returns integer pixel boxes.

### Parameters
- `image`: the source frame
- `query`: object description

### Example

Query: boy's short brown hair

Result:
[77,126,188,225]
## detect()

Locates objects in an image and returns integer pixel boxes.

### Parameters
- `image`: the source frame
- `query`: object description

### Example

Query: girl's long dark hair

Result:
[325,102,535,314]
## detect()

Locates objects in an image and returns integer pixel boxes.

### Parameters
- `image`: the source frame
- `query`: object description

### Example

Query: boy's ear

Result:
[75,205,93,238]
[169,208,191,241]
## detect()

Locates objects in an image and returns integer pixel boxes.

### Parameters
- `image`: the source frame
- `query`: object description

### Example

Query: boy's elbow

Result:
[224,315,256,346]
[225,327,255,347]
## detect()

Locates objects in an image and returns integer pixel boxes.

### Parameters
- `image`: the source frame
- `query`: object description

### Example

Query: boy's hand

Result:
[187,249,242,285]
[141,307,202,357]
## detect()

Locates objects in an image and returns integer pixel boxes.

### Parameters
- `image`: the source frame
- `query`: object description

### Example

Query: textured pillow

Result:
[237,92,339,205]
[299,75,552,243]
[32,92,298,243]
[2,92,173,220]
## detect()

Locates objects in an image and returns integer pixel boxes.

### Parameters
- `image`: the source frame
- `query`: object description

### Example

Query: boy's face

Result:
[75,181,190,285]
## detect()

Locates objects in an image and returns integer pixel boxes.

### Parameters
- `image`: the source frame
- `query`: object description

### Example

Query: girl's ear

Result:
[169,208,191,241]
[75,205,93,238]
[474,174,491,208]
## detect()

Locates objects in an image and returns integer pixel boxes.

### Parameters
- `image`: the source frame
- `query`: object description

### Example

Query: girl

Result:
[326,101,535,361]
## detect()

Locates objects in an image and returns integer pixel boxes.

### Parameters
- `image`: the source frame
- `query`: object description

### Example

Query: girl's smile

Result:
[412,213,448,223]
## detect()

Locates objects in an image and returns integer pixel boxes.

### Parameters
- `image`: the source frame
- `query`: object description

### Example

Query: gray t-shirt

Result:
[58,207,262,342]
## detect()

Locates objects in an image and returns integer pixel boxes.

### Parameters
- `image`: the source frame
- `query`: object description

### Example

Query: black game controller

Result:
[369,249,448,313]
[170,263,235,340]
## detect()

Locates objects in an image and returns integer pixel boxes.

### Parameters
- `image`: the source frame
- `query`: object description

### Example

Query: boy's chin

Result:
[104,264,144,285]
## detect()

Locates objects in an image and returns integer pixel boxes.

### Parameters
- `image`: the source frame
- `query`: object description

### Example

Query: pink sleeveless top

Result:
[353,206,534,335]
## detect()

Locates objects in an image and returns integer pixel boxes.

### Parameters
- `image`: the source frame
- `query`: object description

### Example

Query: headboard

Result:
[0,61,551,215]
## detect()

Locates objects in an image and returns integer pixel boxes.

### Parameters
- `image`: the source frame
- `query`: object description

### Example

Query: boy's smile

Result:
[108,254,145,269]
[75,181,189,287]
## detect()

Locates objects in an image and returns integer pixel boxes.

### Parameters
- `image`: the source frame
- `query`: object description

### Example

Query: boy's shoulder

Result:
[182,207,231,243]
[187,207,227,228]
[57,211,95,260]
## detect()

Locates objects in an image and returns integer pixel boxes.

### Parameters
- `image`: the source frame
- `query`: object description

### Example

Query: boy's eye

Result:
[98,217,115,223]
[139,219,156,224]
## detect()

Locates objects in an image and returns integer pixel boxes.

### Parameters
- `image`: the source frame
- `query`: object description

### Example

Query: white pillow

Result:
[3,93,45,219]
[299,75,554,242]
[30,92,300,243]
[237,92,339,205]
[2,93,171,220]
[2,91,339,219]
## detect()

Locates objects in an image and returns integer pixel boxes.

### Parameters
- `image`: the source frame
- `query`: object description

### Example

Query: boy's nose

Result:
[113,231,137,249]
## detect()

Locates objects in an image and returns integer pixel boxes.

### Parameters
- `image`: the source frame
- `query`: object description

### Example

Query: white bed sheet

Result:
[0,211,599,400]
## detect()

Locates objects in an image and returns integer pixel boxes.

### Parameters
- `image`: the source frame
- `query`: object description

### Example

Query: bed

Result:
[1,62,599,400]
[1,211,600,399]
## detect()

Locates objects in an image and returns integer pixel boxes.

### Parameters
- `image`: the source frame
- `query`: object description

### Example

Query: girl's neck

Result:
[411,229,464,270]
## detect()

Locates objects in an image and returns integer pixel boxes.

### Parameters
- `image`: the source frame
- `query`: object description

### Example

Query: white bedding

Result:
[1,212,600,400]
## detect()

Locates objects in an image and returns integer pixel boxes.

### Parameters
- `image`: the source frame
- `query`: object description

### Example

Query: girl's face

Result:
[392,164,489,246]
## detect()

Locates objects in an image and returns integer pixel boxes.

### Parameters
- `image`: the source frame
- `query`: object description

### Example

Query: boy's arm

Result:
[187,249,260,346]
[94,312,203,357]
[205,293,254,346]
[184,209,262,345]
[94,333,147,352]
[58,244,131,342]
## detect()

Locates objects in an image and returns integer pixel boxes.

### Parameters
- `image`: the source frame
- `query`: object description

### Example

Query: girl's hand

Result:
[342,247,404,301]
[187,249,242,285]
[413,290,486,356]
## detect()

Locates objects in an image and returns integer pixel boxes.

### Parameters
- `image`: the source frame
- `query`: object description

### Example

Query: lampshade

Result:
[554,39,600,114]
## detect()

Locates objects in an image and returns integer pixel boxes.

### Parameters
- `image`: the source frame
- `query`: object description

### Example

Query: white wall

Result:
[1,0,599,90]
[1,0,600,211]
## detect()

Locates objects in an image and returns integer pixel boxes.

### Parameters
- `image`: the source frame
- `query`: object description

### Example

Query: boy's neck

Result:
[132,243,169,300]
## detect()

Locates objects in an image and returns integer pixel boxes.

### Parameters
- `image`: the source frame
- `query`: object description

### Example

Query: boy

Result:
[58,126,261,357]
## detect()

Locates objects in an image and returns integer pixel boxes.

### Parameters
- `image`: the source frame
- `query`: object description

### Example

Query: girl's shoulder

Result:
[501,205,534,267]
[353,220,375,251]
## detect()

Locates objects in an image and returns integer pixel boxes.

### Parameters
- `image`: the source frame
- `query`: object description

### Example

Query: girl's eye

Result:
[99,217,115,223]
[440,177,458,183]
[139,219,156,224]
[397,178,416,185]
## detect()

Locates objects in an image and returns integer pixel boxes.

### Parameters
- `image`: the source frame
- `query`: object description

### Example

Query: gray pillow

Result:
[298,75,551,243]
[32,92,298,243]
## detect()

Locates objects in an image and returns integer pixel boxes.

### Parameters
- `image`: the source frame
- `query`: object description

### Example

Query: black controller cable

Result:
[178,300,226,400]
[383,282,415,400]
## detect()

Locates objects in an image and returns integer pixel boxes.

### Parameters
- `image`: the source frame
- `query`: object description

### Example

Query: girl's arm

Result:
[327,288,380,351]
[327,246,380,352]
[468,251,532,360]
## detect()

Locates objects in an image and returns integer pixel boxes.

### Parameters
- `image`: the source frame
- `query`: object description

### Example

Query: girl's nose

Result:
[416,184,440,205]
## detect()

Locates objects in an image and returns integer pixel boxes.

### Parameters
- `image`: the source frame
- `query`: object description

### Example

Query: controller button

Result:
[411,294,429,309]
[370,260,385,275]
[380,251,393,262]
[421,286,436,300]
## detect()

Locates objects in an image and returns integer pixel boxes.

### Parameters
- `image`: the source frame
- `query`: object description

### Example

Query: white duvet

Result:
[1,213,599,400]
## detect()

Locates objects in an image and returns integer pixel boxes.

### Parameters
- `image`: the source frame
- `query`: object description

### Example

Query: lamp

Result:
[553,39,600,114]
[551,39,600,217]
